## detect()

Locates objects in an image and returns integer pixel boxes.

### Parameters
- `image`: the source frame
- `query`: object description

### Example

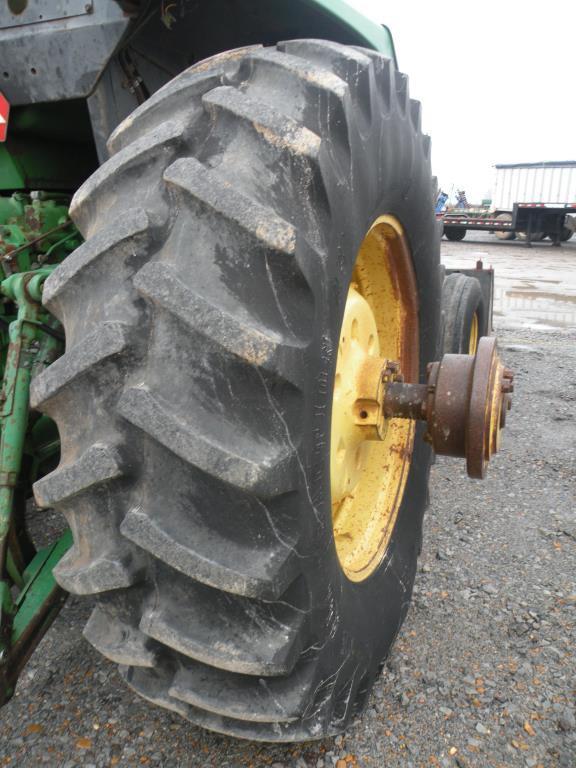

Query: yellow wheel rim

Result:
[330,215,419,582]
[468,311,479,355]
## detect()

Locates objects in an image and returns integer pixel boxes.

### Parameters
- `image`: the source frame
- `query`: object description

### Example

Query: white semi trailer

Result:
[441,160,576,245]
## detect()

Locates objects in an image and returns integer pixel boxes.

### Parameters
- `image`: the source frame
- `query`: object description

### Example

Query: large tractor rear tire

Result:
[31,41,440,741]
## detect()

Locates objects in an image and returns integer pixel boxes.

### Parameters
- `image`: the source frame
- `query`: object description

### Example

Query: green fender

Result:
[0,0,397,191]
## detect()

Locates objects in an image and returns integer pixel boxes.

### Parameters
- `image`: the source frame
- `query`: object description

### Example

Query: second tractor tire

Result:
[442,272,487,354]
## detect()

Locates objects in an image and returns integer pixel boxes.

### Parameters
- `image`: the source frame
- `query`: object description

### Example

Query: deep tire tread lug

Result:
[108,46,263,154]
[202,86,322,161]
[71,120,187,235]
[54,547,143,595]
[169,658,313,723]
[34,442,124,508]
[118,385,296,496]
[84,603,159,668]
[30,322,132,410]
[134,262,305,384]
[43,208,151,315]
[120,505,299,600]
[164,157,298,255]
[139,569,306,676]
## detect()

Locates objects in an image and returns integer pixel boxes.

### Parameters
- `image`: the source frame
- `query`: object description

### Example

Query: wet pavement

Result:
[442,232,576,330]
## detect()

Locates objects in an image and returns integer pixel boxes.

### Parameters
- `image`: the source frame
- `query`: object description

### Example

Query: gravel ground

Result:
[1,237,575,767]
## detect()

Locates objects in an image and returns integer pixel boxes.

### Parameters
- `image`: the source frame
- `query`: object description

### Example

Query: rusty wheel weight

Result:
[422,337,513,478]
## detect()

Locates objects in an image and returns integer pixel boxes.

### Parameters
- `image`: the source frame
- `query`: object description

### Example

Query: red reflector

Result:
[0,92,9,143]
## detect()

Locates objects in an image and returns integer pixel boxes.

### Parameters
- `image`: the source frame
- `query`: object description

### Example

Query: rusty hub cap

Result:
[351,337,513,481]
[424,337,512,478]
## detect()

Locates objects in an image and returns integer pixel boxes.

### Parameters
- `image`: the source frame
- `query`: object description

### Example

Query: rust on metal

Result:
[352,336,512,479]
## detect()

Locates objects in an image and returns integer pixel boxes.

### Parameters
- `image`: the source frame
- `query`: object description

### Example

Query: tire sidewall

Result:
[301,84,441,711]
[443,275,485,354]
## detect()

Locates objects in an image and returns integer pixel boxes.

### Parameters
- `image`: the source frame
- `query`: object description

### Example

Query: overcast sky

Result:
[346,0,576,202]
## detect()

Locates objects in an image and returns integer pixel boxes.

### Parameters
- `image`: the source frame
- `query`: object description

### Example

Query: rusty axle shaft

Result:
[383,382,429,421]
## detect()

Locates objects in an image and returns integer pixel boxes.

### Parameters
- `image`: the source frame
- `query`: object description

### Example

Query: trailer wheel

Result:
[517,231,545,242]
[31,42,440,741]
[494,212,515,240]
[444,226,466,241]
[442,273,487,355]
[547,227,573,242]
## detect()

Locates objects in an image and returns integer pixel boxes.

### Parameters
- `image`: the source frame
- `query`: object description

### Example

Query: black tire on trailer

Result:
[494,212,516,240]
[31,41,441,741]
[444,226,466,241]
[547,227,573,242]
[442,272,487,355]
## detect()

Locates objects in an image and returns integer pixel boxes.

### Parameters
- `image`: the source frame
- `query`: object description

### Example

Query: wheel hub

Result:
[359,336,513,479]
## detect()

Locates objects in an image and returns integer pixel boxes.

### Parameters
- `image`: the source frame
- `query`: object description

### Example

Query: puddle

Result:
[442,241,576,329]
[505,290,576,304]
[494,286,576,328]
